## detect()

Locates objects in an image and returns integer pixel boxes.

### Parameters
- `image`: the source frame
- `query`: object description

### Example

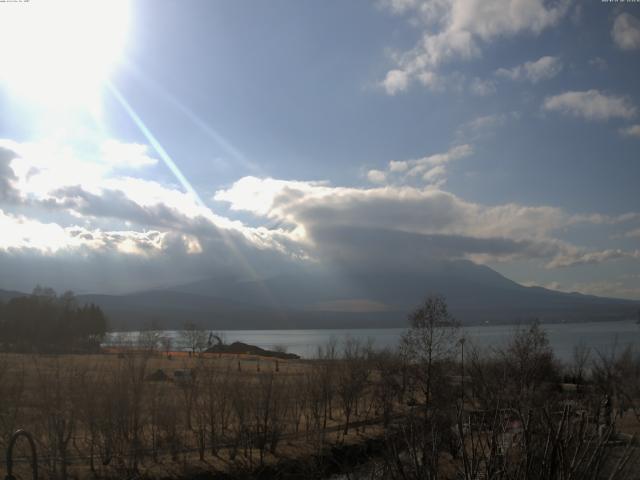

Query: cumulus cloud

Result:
[0,138,160,201]
[215,175,637,272]
[612,13,640,50]
[496,55,563,83]
[0,138,306,292]
[2,136,638,295]
[0,208,168,255]
[364,144,473,187]
[367,169,387,184]
[620,124,640,138]
[543,90,636,121]
[382,69,410,95]
[100,140,158,169]
[380,0,570,93]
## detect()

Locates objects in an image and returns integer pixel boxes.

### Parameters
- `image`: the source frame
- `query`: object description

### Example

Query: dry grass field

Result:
[0,322,639,480]
[0,349,398,479]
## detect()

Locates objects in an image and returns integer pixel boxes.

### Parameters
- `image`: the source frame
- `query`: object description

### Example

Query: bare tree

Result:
[138,326,161,353]
[592,344,640,423]
[161,335,173,358]
[401,294,460,408]
[110,353,149,473]
[252,372,288,464]
[202,362,232,456]
[496,321,559,407]
[0,355,24,452]
[571,341,591,395]
[371,348,402,428]
[453,405,638,480]
[337,337,372,435]
[316,337,339,429]
[288,374,307,434]
[181,321,208,356]
[34,358,81,479]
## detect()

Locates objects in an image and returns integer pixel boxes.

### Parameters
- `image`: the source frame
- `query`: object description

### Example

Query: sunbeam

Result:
[125,64,261,175]
[106,81,283,311]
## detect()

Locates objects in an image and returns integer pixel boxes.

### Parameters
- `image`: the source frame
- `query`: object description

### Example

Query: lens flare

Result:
[0,0,130,115]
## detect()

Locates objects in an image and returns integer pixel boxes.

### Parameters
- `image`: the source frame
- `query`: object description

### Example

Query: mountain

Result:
[166,259,638,328]
[1,260,638,330]
[0,289,28,302]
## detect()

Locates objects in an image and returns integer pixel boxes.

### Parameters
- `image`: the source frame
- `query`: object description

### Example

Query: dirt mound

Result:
[205,341,299,360]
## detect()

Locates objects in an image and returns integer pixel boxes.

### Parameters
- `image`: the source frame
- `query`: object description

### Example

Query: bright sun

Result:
[0,0,130,114]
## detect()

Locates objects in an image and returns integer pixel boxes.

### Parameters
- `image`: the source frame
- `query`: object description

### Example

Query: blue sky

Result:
[0,0,639,299]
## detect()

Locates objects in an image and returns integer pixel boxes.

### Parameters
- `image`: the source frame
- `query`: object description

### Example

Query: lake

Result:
[105,320,640,363]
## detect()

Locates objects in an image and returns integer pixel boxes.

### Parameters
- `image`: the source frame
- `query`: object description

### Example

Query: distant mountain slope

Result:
[173,260,633,310]
[2,260,638,330]
[166,260,639,328]
[0,289,28,302]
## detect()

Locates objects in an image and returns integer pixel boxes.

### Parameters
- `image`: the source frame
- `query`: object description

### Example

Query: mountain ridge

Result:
[1,260,637,330]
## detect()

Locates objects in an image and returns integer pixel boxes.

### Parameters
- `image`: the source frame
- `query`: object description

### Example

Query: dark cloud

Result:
[0,147,20,203]
[307,224,562,273]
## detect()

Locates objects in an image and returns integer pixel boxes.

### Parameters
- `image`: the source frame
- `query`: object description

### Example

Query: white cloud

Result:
[0,208,169,255]
[620,124,640,138]
[389,160,409,173]
[380,0,570,93]
[455,112,522,143]
[0,138,307,289]
[496,55,563,83]
[214,176,326,219]
[215,174,638,271]
[422,165,446,182]
[382,69,410,95]
[543,90,636,121]
[624,228,640,238]
[100,140,158,169]
[366,144,473,187]
[466,115,502,130]
[546,248,640,269]
[0,138,159,202]
[3,135,639,294]
[367,169,387,184]
[612,13,640,50]
[521,280,563,291]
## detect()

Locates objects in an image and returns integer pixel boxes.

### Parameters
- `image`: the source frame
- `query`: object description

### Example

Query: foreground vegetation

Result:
[0,295,639,479]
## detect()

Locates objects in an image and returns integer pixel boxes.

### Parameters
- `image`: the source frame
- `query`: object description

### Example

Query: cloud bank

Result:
[1,135,638,296]
[215,175,639,273]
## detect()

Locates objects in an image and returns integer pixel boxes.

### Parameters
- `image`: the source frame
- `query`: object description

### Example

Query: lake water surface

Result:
[107,320,640,362]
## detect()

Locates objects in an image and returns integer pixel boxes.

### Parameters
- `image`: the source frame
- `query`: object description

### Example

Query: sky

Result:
[0,0,639,299]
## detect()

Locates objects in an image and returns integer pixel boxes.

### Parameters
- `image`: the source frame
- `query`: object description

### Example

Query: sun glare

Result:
[0,0,130,115]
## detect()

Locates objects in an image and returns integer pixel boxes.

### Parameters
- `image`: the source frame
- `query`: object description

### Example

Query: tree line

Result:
[0,286,108,353]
